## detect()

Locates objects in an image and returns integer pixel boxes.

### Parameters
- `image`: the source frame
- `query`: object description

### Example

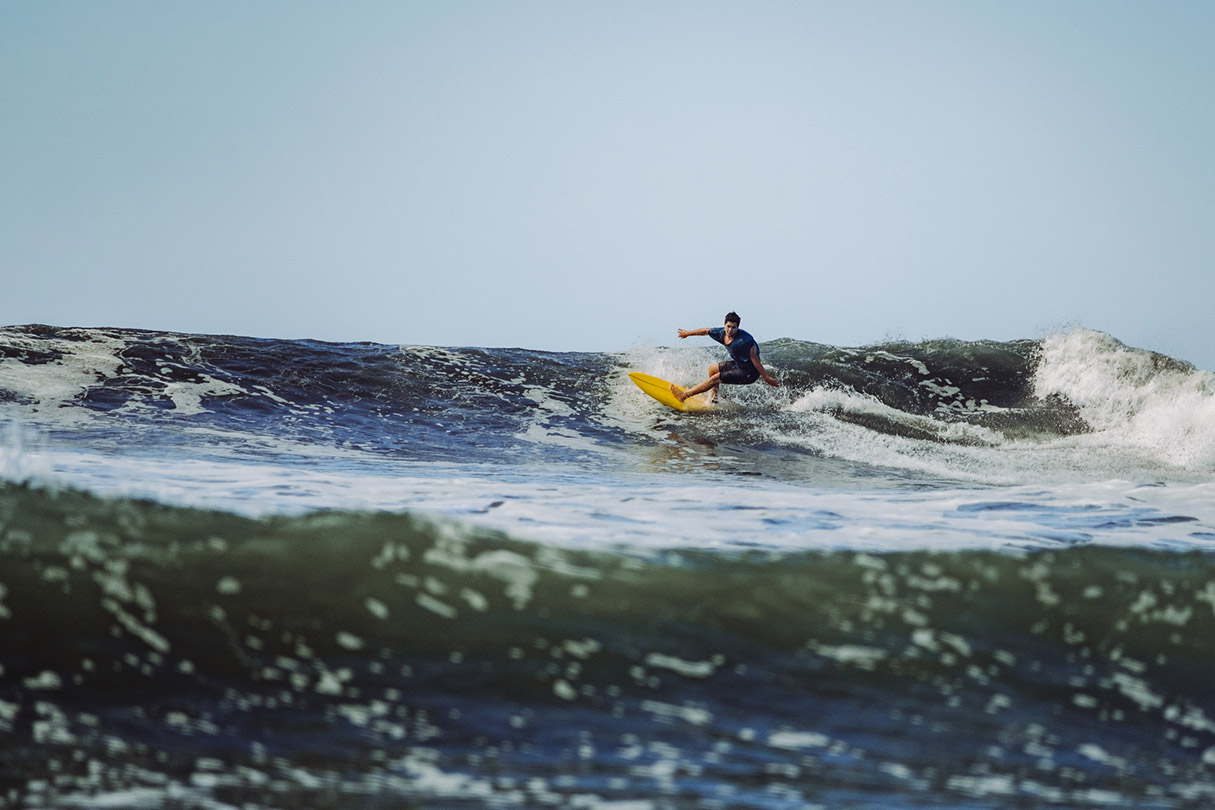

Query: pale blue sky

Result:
[3,2,1213,368]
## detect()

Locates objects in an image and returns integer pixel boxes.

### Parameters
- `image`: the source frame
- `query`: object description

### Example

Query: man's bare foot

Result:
[670,383,688,403]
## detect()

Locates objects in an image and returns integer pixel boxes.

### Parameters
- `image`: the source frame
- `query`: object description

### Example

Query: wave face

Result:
[2,324,1213,487]
[0,324,615,466]
[3,483,1215,809]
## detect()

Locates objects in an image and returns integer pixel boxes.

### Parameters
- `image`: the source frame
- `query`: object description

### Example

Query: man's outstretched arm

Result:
[677,328,710,339]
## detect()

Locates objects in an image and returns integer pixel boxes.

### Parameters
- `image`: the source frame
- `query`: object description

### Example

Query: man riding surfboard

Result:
[673,312,779,402]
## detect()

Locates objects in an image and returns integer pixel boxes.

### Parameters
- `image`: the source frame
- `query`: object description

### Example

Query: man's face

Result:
[724,320,740,339]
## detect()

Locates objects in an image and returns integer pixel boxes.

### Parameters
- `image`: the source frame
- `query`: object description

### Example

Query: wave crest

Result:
[1036,328,1215,470]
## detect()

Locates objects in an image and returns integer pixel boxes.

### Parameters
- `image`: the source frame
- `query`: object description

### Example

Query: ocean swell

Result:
[4,324,1215,483]
[3,484,1215,807]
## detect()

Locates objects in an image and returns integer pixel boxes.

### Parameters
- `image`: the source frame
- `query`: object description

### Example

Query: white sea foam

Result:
[0,330,278,426]
[1,422,53,483]
[1035,328,1215,471]
[0,330,127,426]
[10,445,1215,554]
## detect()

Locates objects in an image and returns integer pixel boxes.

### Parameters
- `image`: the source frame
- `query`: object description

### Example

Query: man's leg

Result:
[674,364,720,402]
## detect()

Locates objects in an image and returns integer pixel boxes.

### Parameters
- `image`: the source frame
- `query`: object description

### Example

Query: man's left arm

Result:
[750,346,779,387]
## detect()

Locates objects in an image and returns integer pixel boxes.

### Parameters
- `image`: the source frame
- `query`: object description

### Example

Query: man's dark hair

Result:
[724,312,741,326]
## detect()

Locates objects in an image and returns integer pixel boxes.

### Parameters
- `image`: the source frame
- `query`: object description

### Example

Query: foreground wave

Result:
[3,483,1215,808]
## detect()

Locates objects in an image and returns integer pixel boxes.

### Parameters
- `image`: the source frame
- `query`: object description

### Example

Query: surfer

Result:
[673,312,779,402]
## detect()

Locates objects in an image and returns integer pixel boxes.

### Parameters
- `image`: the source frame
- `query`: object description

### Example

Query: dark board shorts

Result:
[718,360,760,385]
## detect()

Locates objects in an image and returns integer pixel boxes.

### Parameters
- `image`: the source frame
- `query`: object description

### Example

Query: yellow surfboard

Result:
[628,372,715,412]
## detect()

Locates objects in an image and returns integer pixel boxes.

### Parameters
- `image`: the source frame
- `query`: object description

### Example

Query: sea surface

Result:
[3,323,1215,809]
